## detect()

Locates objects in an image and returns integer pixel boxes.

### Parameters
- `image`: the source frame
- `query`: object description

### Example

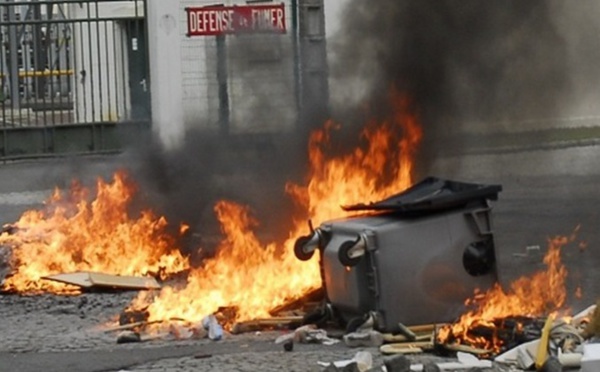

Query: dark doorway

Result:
[125,19,149,121]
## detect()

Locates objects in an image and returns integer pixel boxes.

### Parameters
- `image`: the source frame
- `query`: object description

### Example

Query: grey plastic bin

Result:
[295,177,502,331]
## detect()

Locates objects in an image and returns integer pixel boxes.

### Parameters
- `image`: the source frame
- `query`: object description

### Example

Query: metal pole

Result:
[32,0,48,99]
[291,0,301,124]
[216,34,229,136]
[7,0,20,110]
[0,4,5,101]
[142,0,152,128]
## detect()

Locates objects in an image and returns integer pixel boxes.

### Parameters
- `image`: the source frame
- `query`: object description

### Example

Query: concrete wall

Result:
[177,0,297,134]
[147,0,298,148]
[147,0,184,149]
[146,0,369,150]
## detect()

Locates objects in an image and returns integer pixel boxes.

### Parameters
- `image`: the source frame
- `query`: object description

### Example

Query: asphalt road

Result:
[430,144,600,310]
[0,142,598,371]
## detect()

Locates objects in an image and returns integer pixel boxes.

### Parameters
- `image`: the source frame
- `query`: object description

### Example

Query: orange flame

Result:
[132,92,423,324]
[438,233,573,353]
[0,171,189,293]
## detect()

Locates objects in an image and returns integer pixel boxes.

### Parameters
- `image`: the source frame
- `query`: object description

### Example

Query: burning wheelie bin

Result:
[294,177,502,332]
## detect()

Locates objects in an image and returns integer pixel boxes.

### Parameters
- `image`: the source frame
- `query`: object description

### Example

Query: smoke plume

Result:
[327,0,600,176]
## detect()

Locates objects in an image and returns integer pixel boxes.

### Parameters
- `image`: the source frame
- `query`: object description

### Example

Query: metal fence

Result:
[0,0,149,159]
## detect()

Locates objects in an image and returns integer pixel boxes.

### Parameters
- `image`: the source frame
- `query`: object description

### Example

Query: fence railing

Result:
[0,0,149,158]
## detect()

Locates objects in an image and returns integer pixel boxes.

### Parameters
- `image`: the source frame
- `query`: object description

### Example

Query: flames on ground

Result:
[0,172,189,293]
[1,93,422,324]
[132,93,422,324]
[438,229,579,354]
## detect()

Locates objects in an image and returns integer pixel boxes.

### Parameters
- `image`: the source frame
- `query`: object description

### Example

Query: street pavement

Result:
[0,141,598,371]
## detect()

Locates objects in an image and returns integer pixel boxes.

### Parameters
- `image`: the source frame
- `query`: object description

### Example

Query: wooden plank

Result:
[380,345,424,355]
[444,343,491,355]
[89,272,160,290]
[103,318,188,333]
[268,287,324,316]
[42,271,160,291]
[383,333,432,343]
[406,324,444,333]
[42,272,93,288]
[231,316,304,334]
[380,342,433,355]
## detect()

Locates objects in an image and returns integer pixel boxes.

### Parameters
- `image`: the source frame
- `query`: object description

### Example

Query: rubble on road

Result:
[116,330,141,344]
[317,351,373,371]
[275,324,340,346]
[410,352,492,371]
[493,302,600,370]
[231,316,303,334]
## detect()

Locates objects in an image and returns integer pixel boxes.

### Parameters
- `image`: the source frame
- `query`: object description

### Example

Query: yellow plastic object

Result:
[535,314,556,370]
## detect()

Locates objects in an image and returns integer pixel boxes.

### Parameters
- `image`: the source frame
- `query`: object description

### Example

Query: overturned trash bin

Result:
[294,177,502,332]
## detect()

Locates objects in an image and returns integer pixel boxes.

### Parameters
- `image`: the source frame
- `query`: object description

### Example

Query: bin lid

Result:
[342,177,502,214]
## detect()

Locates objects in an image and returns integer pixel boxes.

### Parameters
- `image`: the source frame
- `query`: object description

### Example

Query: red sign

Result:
[186,3,286,36]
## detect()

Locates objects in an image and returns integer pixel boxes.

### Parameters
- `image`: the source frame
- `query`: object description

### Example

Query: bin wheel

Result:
[338,240,362,267]
[302,305,333,327]
[294,235,315,261]
[345,315,366,333]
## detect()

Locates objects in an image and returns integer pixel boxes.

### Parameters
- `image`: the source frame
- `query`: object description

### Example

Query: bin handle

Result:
[467,207,493,236]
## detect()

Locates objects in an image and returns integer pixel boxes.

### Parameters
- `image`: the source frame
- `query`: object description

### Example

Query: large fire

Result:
[0,172,189,293]
[131,92,422,324]
[1,92,422,325]
[438,230,576,353]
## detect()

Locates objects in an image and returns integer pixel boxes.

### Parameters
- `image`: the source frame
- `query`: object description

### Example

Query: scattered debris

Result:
[495,339,539,369]
[383,354,411,372]
[441,343,490,356]
[538,357,563,372]
[557,348,582,368]
[380,342,433,355]
[275,324,339,345]
[168,323,194,340]
[343,330,384,348]
[231,316,303,334]
[116,331,141,344]
[535,314,555,369]
[119,308,150,325]
[421,363,441,372]
[283,339,294,352]
[492,307,600,370]
[268,287,325,316]
[582,301,600,340]
[378,323,436,355]
[513,244,542,258]
[42,271,161,291]
[202,314,223,341]
[103,320,166,333]
[317,351,373,372]
[410,352,492,371]
[581,343,600,372]
[396,323,417,341]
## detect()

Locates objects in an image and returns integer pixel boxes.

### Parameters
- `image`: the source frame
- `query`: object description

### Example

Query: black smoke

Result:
[125,128,306,260]
[127,1,600,257]
[327,0,579,176]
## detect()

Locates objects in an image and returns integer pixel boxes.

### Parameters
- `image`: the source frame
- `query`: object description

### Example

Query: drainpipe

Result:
[297,0,329,130]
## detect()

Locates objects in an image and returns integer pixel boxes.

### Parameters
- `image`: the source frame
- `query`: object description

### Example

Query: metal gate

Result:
[0,0,149,159]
